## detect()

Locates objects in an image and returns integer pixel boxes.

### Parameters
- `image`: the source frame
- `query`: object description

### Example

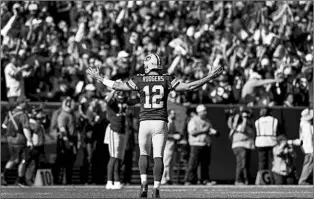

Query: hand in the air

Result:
[86,67,102,82]
[209,64,223,79]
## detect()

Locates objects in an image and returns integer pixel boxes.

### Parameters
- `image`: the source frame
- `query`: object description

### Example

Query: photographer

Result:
[229,106,255,185]
[25,106,46,186]
[298,108,313,185]
[272,135,298,185]
[52,96,78,185]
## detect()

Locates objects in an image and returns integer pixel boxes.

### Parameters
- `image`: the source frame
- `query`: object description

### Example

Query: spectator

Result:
[271,135,298,185]
[4,55,30,107]
[241,72,282,105]
[283,93,295,107]
[229,107,255,185]
[254,107,279,173]
[185,104,218,185]
[0,1,312,105]
[298,108,313,185]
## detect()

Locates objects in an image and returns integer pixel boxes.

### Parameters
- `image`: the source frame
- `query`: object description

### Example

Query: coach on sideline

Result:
[185,104,218,185]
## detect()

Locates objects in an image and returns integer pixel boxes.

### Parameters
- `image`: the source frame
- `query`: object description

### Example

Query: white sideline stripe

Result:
[2,185,312,189]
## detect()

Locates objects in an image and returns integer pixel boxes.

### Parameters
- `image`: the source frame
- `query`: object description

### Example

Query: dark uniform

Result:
[126,74,179,122]
[125,74,179,158]
[105,92,137,188]
[52,98,77,185]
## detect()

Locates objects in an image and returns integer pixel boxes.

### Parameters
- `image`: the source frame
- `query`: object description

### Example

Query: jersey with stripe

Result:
[107,98,128,134]
[126,74,180,122]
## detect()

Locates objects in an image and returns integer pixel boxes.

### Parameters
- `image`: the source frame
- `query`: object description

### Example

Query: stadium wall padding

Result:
[0,102,307,182]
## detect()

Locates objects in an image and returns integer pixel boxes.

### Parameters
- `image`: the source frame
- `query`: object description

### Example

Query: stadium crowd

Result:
[1,0,313,188]
[1,1,313,107]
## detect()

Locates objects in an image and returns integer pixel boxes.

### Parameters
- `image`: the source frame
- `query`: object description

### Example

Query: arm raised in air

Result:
[174,65,223,92]
[86,67,132,91]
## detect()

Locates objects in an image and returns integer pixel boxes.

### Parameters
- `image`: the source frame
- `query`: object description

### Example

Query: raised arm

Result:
[105,89,116,103]
[174,65,223,92]
[86,67,132,91]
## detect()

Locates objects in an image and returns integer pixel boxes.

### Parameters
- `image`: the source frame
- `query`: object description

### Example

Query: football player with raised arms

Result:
[87,54,222,198]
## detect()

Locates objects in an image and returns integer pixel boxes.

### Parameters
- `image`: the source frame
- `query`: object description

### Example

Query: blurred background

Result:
[0,1,313,186]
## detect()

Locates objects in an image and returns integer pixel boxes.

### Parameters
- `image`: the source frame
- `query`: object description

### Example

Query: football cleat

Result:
[111,182,123,190]
[139,182,148,198]
[152,188,160,198]
[105,181,114,189]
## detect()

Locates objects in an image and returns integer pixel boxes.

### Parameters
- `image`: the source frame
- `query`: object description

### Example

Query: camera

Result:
[287,139,303,146]
[224,107,237,117]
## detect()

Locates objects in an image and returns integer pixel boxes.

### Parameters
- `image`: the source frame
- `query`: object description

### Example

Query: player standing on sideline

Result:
[104,87,138,190]
[87,54,222,198]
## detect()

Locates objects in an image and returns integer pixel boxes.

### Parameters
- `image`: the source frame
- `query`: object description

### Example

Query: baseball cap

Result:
[85,84,96,91]
[16,96,30,104]
[117,51,129,59]
[28,3,38,11]
[196,104,207,113]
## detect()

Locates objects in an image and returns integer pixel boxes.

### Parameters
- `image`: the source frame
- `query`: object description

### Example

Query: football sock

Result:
[153,181,161,189]
[140,174,148,183]
[107,157,116,181]
[139,155,149,184]
[153,157,164,182]
[139,155,149,175]
[114,158,121,181]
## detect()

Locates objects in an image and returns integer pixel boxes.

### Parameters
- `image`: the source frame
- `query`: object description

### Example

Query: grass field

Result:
[1,185,313,198]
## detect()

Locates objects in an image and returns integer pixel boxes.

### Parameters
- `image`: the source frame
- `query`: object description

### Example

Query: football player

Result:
[104,88,137,190]
[87,54,222,198]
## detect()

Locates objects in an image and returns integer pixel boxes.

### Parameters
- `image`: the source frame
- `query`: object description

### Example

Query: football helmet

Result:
[143,54,162,74]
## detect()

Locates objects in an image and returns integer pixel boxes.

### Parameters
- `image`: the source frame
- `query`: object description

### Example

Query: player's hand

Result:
[208,64,223,79]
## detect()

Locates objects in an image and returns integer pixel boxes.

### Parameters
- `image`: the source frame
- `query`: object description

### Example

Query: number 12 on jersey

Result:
[143,85,164,108]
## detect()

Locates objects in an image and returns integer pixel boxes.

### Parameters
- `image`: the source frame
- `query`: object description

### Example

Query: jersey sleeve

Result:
[126,76,140,91]
[169,75,180,90]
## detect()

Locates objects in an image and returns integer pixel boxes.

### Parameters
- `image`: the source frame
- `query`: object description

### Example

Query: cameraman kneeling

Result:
[272,135,299,185]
